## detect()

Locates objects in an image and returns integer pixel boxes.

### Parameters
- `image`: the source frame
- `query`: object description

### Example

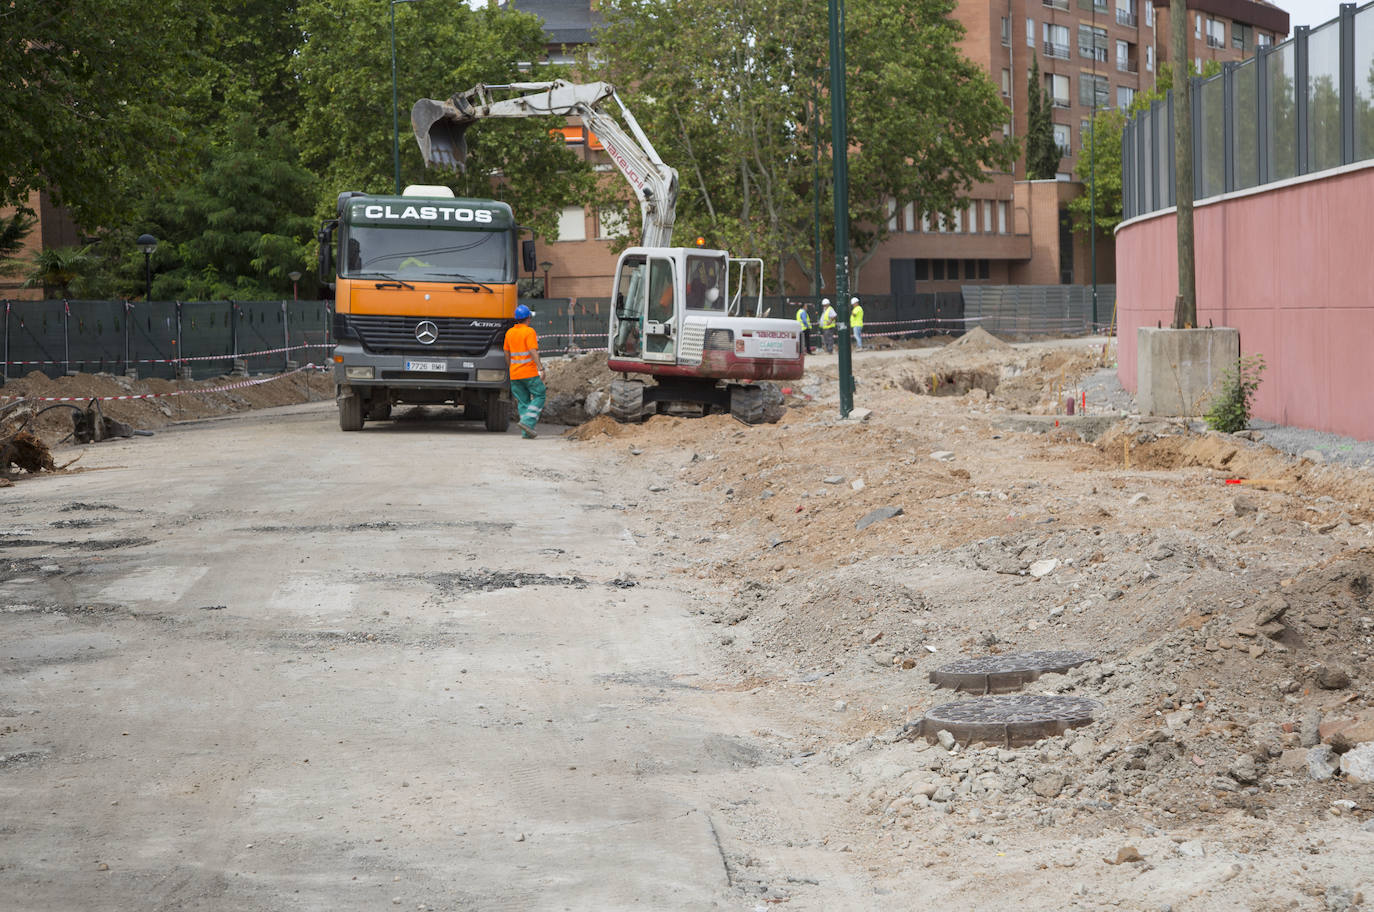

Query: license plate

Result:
[405,360,446,372]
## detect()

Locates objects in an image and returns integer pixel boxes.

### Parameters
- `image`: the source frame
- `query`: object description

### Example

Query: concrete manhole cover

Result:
[918,694,1101,747]
[929,650,1096,694]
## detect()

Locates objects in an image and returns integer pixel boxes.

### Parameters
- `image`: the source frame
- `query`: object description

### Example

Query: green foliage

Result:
[15,245,105,299]
[592,0,1016,291]
[133,117,320,301]
[1205,354,1266,433]
[1025,54,1060,181]
[291,0,606,242]
[0,210,37,277]
[0,0,209,227]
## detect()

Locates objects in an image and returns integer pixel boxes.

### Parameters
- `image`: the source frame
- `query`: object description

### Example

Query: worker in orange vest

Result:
[504,303,545,438]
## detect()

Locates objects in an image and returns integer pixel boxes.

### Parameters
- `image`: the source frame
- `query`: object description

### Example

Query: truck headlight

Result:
[476,369,506,382]
[345,366,374,380]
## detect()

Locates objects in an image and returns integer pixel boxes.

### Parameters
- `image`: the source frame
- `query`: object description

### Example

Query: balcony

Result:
[1116,57,1138,73]
[1079,45,1109,62]
[1044,41,1071,59]
[1052,96,1071,109]
[1115,8,1137,26]
[1043,0,1070,9]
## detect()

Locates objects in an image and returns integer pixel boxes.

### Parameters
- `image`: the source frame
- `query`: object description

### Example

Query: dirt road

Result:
[0,404,869,910]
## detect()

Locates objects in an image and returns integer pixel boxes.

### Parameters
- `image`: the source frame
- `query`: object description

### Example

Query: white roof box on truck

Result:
[402,184,456,198]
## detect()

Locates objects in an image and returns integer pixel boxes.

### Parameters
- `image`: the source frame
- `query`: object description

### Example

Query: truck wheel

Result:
[729,385,764,425]
[339,393,364,431]
[366,400,391,421]
[483,394,510,432]
[609,379,646,423]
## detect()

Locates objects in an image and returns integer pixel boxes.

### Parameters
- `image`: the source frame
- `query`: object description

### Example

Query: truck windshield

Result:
[341,225,512,283]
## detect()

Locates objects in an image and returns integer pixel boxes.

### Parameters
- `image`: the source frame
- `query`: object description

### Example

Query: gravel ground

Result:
[1084,365,1374,469]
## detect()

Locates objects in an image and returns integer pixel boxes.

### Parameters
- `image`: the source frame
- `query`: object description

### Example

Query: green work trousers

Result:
[511,376,546,430]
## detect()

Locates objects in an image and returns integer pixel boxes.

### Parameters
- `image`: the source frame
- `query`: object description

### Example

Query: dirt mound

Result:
[948,326,1011,352]
[564,415,626,440]
[0,369,334,447]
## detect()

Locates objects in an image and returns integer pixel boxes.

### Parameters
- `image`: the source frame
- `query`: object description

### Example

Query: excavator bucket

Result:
[411,98,471,171]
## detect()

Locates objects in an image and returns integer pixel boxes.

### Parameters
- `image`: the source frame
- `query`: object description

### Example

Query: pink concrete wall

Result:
[1115,164,1374,441]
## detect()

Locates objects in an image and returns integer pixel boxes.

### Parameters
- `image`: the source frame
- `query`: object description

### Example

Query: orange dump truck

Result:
[317,185,536,431]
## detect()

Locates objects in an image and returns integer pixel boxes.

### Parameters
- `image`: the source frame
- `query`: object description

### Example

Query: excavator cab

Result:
[611,252,677,363]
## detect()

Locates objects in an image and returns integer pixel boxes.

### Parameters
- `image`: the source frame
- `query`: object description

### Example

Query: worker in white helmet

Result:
[820,298,837,354]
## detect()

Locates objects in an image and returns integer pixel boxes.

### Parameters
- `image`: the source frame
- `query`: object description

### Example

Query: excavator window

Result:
[685,254,725,311]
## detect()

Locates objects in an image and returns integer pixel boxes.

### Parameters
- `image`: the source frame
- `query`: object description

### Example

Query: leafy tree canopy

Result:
[592,0,1017,291]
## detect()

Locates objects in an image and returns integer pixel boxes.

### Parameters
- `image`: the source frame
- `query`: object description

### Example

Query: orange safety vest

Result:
[504,323,540,380]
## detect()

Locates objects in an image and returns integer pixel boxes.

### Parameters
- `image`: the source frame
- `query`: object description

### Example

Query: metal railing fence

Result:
[1124,1,1374,220]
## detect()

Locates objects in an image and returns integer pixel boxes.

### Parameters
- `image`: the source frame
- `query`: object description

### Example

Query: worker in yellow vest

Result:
[794,301,815,354]
[849,296,865,351]
[820,298,837,354]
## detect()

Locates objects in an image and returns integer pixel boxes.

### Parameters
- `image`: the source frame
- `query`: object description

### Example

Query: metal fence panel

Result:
[1358,5,1374,159]
[64,299,127,375]
[287,300,332,366]
[1200,74,1227,197]
[5,300,68,377]
[1307,20,1344,172]
[962,285,1112,337]
[180,301,236,379]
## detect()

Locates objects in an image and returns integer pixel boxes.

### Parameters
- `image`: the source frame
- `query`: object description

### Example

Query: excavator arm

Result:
[411,80,680,248]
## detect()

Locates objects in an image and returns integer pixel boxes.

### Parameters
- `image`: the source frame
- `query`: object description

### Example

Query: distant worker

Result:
[849,296,865,351]
[820,298,837,354]
[504,303,545,439]
[794,301,815,354]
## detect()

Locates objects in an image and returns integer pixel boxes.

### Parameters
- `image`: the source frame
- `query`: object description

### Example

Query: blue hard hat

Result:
[514,304,533,320]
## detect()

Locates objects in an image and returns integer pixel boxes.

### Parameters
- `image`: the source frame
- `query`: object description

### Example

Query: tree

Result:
[0,211,37,279]
[131,117,319,301]
[1025,53,1060,180]
[291,0,608,243]
[15,245,104,299]
[592,0,1017,291]
[0,0,212,229]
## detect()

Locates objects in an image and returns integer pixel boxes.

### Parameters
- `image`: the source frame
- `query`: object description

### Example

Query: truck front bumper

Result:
[332,342,509,393]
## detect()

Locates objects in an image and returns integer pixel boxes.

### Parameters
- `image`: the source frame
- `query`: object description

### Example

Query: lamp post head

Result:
[288,271,302,283]
[539,260,553,274]
[136,234,158,256]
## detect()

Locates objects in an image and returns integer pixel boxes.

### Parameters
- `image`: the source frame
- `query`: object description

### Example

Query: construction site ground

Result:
[1,335,1371,911]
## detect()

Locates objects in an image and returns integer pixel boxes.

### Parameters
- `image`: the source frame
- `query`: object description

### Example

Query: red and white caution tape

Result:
[0,364,328,403]
[3,343,333,368]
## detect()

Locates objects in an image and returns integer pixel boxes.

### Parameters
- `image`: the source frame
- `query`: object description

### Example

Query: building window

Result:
[1257,33,1272,48]
[1146,45,1154,72]
[1044,23,1070,58]
[1195,14,1201,39]
[979,259,991,280]
[963,260,977,280]
[1078,25,1108,62]
[596,207,628,239]
[953,209,964,233]
[1206,17,1225,49]
[1115,0,1137,28]
[982,200,993,233]
[1052,123,1071,155]
[922,212,931,232]
[1144,2,1153,27]
[914,259,930,281]
[1117,86,1135,109]
[932,259,945,280]
[557,206,586,242]
[903,202,915,232]
[968,204,977,233]
[1049,73,1070,107]
[998,201,1009,234]
[1232,22,1253,50]
[1116,39,1137,73]
[1079,73,1109,108]
[1001,68,1011,96]
[886,197,898,231]
[946,259,960,279]
[1027,17,1036,47]
[1001,16,1011,45]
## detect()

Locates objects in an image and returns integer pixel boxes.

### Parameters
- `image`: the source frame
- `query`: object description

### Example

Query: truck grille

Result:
[338,314,508,355]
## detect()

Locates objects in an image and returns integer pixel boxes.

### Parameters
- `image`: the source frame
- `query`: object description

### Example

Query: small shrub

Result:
[1205,353,1266,433]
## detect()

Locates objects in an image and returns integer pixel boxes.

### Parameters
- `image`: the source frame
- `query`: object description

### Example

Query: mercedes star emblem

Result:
[415,320,439,345]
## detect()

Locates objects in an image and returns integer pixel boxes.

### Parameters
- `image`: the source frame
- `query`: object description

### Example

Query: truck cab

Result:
[321,185,536,431]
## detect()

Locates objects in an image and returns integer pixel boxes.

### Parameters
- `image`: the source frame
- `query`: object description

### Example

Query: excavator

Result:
[411,80,805,423]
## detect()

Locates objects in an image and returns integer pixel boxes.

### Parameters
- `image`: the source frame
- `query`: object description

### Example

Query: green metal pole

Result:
[828,0,853,417]
[391,1,401,195]
[813,85,822,300]
[1090,104,1098,330]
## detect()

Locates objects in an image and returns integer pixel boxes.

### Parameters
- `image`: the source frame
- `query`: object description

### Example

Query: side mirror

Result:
[316,221,337,283]
[521,239,537,275]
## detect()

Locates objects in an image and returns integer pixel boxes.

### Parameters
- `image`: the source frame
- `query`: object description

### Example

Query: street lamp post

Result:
[540,260,553,299]
[136,234,157,301]
[391,0,423,195]
[288,270,302,303]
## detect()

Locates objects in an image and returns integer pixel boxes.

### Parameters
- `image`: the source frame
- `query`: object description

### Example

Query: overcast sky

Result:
[1274,0,1353,31]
